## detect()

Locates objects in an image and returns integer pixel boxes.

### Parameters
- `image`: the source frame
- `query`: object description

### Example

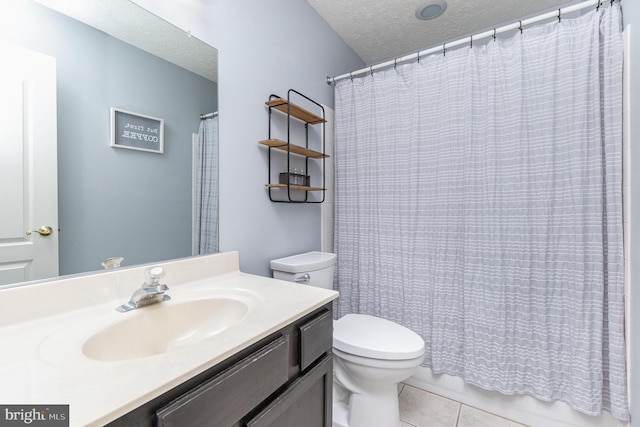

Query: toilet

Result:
[270,251,426,427]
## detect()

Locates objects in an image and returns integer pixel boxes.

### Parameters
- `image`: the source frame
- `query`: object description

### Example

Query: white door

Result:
[0,42,58,286]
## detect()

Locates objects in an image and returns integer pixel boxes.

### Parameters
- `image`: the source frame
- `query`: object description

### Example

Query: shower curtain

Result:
[334,4,627,420]
[194,115,219,254]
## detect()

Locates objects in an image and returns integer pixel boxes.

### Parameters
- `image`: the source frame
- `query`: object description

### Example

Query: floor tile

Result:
[399,385,460,427]
[398,382,405,395]
[457,405,528,427]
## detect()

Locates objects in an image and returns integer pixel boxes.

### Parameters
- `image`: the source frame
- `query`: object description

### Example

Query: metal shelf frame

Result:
[264,89,327,203]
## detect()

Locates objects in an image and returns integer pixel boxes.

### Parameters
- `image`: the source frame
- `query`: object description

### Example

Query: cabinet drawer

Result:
[246,353,333,427]
[299,310,333,371]
[155,336,289,427]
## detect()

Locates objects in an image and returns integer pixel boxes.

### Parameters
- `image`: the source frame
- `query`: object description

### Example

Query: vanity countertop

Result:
[0,252,338,426]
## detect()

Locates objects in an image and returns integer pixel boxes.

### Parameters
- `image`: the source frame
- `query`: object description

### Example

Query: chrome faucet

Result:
[116,266,171,312]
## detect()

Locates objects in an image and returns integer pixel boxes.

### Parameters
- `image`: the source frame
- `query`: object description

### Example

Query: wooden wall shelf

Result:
[265,98,326,125]
[265,184,326,192]
[259,139,328,159]
[262,90,326,203]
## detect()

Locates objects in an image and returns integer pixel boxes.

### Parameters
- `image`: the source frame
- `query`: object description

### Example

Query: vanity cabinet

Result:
[259,89,328,203]
[106,304,333,427]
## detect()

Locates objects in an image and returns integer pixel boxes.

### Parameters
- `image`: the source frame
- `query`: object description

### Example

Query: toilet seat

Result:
[333,314,425,360]
[333,347,424,369]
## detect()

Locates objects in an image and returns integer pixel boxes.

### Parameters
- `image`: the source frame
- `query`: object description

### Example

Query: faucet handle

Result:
[144,266,166,286]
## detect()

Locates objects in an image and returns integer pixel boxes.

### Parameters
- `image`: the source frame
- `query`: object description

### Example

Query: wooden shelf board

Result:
[258,139,328,159]
[265,98,326,124]
[266,184,326,192]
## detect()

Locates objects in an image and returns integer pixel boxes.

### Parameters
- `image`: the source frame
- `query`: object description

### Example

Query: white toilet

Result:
[270,251,426,427]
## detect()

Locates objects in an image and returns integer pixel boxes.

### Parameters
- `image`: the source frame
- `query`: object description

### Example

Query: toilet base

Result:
[332,400,349,427]
[332,382,401,427]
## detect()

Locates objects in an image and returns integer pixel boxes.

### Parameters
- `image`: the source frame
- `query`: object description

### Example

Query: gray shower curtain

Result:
[334,4,627,419]
[194,115,219,254]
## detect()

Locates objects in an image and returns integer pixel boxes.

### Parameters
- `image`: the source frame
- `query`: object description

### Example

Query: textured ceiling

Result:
[34,0,218,82]
[34,0,589,81]
[308,0,583,64]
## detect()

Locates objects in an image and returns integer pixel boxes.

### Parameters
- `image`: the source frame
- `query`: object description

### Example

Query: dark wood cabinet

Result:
[106,304,333,427]
[246,353,332,427]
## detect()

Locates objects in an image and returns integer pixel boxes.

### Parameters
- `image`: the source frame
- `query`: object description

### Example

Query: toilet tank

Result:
[270,251,336,290]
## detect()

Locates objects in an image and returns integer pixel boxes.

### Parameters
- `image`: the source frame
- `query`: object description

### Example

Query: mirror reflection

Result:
[0,0,218,286]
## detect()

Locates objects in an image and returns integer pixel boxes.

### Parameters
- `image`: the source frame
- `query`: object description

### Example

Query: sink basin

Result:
[83,298,251,361]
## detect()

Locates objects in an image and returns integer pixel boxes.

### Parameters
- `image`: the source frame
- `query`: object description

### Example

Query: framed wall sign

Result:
[110,108,164,153]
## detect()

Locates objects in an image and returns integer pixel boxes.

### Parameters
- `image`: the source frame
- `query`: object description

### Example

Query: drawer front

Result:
[155,335,289,427]
[299,310,333,371]
[246,353,333,427]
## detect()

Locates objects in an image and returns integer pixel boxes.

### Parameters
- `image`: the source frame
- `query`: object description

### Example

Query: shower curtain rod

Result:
[200,111,218,119]
[327,0,604,85]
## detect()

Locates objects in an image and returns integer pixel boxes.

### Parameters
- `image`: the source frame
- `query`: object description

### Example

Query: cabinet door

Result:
[155,336,289,427]
[299,310,333,371]
[246,353,333,427]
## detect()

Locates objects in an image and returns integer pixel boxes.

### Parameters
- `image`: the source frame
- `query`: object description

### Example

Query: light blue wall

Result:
[4,2,218,275]
[214,1,364,275]
[133,0,364,276]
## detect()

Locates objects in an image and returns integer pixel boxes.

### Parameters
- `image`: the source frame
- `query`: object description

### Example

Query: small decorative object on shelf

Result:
[280,171,310,187]
[259,89,328,203]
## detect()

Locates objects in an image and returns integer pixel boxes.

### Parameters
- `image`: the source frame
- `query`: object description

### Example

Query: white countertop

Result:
[0,252,338,426]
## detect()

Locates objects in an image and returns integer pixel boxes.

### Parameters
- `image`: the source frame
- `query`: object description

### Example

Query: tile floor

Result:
[398,384,527,427]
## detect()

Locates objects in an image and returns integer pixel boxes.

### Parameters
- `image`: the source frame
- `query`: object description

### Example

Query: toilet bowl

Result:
[270,252,426,427]
[332,314,425,427]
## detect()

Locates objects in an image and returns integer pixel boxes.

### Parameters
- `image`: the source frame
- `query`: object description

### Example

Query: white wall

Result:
[131,0,364,276]
[623,1,640,425]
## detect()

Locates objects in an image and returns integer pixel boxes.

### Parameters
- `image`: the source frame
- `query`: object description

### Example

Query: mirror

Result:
[0,0,218,285]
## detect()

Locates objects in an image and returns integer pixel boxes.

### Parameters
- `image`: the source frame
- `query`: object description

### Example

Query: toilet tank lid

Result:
[333,314,425,360]
[270,251,336,273]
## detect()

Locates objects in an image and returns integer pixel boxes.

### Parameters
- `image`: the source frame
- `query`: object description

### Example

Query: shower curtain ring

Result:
[350,72,353,81]
[597,1,601,11]
[370,66,374,77]
[394,59,397,70]
[558,9,561,22]
[417,52,421,63]
[493,29,496,42]
[470,35,473,48]
[519,21,523,34]
[443,43,446,56]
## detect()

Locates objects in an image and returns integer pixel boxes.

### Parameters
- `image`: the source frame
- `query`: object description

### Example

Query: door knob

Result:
[26,225,54,236]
